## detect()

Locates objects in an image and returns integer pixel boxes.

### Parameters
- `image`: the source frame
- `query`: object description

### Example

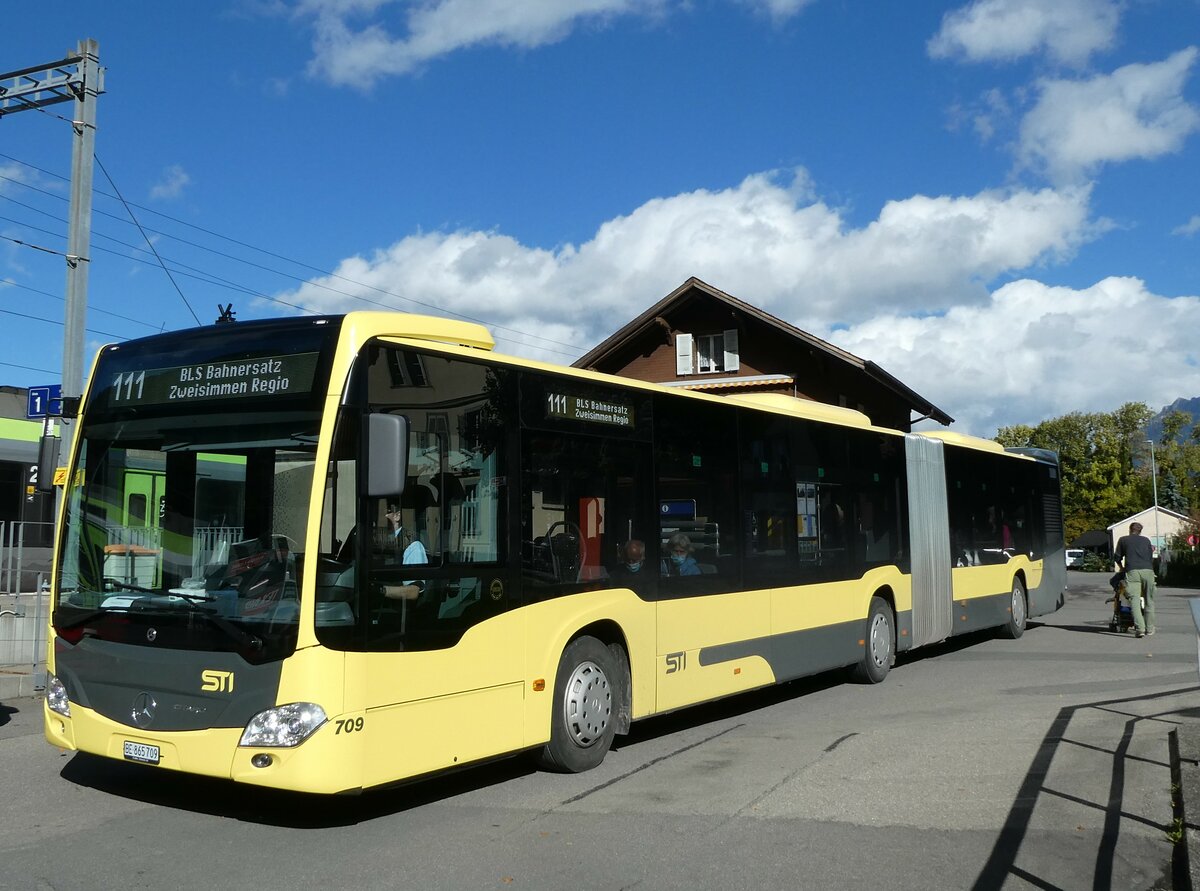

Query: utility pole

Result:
[0,38,104,455]
[1146,439,1161,552]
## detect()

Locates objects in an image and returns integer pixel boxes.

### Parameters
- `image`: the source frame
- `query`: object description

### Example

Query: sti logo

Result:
[200,670,235,693]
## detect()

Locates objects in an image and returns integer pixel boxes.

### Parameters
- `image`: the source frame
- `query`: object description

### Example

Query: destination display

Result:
[107,352,321,407]
[545,391,634,428]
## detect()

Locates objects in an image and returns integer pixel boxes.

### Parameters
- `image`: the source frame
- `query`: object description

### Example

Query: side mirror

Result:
[36,434,59,493]
[366,413,408,498]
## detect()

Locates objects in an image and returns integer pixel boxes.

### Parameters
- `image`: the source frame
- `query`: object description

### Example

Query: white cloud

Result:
[1174,215,1200,237]
[271,170,1099,366]
[928,0,1119,67]
[738,0,815,22]
[298,0,666,86]
[0,162,31,195]
[830,277,1200,436]
[149,165,192,201]
[295,0,813,86]
[1018,48,1200,182]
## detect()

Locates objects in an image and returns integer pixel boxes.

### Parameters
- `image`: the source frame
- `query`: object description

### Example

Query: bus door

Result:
[346,350,524,787]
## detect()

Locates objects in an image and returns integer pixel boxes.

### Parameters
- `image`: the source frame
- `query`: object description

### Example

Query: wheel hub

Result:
[564,660,611,747]
[1012,584,1026,627]
[869,613,891,667]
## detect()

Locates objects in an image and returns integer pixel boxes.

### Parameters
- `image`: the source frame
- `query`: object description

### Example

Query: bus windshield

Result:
[54,410,320,662]
[52,318,339,663]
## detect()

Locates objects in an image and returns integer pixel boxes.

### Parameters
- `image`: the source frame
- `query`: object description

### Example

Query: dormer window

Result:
[676,329,739,376]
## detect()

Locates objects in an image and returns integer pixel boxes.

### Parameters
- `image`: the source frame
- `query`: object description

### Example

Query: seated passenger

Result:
[661,532,702,577]
[610,539,647,585]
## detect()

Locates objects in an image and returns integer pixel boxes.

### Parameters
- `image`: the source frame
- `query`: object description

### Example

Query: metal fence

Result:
[1,521,51,685]
[0,520,53,595]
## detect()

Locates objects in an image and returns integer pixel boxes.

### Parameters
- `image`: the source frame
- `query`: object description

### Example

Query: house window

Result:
[675,329,739,376]
[697,334,724,373]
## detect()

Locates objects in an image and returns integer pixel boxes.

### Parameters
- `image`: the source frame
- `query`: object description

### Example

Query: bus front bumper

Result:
[44,701,361,795]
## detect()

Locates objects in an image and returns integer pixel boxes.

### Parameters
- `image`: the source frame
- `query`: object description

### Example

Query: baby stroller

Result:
[1107,571,1142,633]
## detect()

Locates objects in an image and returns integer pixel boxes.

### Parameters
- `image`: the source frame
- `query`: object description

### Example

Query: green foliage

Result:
[1160,470,1189,512]
[1078,551,1108,572]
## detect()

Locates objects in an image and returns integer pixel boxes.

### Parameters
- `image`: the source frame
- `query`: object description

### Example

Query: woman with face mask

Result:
[662,532,702,577]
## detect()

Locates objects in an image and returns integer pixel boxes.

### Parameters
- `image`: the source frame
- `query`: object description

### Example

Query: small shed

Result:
[1107,506,1192,553]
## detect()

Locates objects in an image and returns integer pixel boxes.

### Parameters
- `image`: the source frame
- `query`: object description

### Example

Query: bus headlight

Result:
[47,674,71,717]
[238,703,326,748]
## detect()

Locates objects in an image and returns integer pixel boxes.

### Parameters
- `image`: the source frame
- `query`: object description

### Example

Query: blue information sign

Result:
[26,384,63,419]
[659,499,697,520]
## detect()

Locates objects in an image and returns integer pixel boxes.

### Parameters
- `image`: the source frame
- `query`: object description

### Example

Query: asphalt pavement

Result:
[4,569,1200,890]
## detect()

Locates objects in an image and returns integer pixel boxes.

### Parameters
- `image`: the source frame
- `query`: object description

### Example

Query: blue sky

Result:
[1,0,1198,435]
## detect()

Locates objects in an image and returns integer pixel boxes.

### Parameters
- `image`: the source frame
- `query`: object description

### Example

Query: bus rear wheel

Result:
[849,596,894,684]
[999,577,1027,639]
[538,636,618,773]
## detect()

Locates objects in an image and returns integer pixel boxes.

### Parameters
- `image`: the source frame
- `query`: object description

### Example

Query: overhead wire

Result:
[0,359,59,376]
[93,155,201,325]
[1,210,331,317]
[0,276,163,331]
[0,153,584,357]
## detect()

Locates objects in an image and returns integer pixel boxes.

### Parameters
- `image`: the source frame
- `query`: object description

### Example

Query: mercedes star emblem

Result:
[131,692,157,728]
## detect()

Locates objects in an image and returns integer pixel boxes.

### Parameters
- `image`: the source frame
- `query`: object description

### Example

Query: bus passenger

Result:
[611,539,648,585]
[662,533,701,577]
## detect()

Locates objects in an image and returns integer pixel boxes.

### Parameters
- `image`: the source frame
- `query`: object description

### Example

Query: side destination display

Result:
[108,353,321,406]
[546,391,634,428]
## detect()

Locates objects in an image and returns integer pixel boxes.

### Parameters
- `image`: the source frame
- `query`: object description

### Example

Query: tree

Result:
[1159,470,1189,513]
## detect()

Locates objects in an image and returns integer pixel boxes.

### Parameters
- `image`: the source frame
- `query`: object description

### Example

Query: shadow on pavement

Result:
[56,668,850,828]
[0,703,16,728]
[60,749,538,828]
[971,685,1200,891]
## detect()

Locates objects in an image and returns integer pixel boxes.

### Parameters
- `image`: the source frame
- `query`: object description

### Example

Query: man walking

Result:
[1114,522,1156,638]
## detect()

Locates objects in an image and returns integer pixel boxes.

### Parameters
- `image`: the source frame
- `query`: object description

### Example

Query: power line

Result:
[0,153,585,356]
[0,231,85,263]
[0,299,123,338]
[0,275,163,331]
[0,359,59,376]
[93,155,200,325]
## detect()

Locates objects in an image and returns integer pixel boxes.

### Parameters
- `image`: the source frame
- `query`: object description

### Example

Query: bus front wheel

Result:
[849,596,894,684]
[538,636,618,773]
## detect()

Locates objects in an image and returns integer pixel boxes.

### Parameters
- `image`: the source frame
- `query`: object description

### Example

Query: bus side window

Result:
[654,395,738,593]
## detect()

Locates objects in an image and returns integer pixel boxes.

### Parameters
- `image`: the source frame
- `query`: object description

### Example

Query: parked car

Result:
[1065,548,1085,568]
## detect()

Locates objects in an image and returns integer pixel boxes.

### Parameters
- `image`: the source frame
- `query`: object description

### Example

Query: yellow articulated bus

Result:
[44,312,1065,794]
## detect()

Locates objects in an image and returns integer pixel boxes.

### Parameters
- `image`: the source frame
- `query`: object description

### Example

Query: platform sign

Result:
[26,384,63,419]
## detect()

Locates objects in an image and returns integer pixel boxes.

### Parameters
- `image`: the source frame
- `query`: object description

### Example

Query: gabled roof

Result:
[573,277,953,426]
[1107,506,1192,532]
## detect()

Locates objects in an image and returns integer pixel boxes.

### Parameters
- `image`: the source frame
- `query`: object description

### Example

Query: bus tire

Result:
[849,596,894,684]
[538,636,618,773]
[1000,577,1027,640]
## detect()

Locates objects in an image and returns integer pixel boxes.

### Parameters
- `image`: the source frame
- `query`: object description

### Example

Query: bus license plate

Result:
[123,741,160,764]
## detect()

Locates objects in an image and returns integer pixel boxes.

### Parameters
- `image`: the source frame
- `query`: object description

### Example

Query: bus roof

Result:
[916,428,1018,457]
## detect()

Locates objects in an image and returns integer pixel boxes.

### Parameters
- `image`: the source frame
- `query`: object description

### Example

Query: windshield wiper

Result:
[118,582,264,652]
